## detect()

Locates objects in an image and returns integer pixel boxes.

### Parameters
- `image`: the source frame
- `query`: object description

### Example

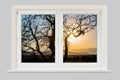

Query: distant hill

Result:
[66,48,97,55]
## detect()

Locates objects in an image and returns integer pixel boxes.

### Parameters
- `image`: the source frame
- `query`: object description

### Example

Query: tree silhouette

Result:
[63,14,97,62]
[22,14,55,62]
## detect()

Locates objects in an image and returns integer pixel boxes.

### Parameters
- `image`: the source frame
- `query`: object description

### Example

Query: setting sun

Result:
[68,34,76,42]
[67,34,80,43]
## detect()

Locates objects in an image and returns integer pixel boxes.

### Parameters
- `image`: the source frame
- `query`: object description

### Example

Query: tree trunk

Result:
[48,25,55,61]
[34,35,47,61]
[48,42,55,61]
[30,27,47,61]
[64,33,71,62]
[45,15,55,61]
[29,20,47,61]
[48,32,55,61]
[64,37,68,62]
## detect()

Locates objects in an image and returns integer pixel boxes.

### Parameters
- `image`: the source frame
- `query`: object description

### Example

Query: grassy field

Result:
[22,51,97,63]
[64,54,97,62]
[22,52,55,63]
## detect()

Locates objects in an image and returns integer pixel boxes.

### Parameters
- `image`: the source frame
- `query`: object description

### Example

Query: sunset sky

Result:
[68,28,97,50]
[64,29,97,55]
[63,14,97,55]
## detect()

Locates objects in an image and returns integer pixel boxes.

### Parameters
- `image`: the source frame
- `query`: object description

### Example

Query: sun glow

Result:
[68,34,78,43]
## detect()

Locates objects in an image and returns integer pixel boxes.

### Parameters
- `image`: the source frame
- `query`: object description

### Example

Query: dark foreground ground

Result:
[22,54,55,63]
[64,55,97,62]
[22,53,96,63]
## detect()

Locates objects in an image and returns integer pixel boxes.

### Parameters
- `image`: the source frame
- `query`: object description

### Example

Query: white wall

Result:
[0,0,119,80]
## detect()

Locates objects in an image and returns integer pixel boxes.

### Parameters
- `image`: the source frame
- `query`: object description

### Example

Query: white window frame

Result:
[8,5,110,72]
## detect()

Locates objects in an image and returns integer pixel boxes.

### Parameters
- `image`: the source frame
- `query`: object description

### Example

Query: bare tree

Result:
[63,14,97,62]
[44,15,55,61]
[22,14,55,62]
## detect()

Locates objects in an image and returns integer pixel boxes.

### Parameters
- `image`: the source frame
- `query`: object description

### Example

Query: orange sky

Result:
[67,28,97,51]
